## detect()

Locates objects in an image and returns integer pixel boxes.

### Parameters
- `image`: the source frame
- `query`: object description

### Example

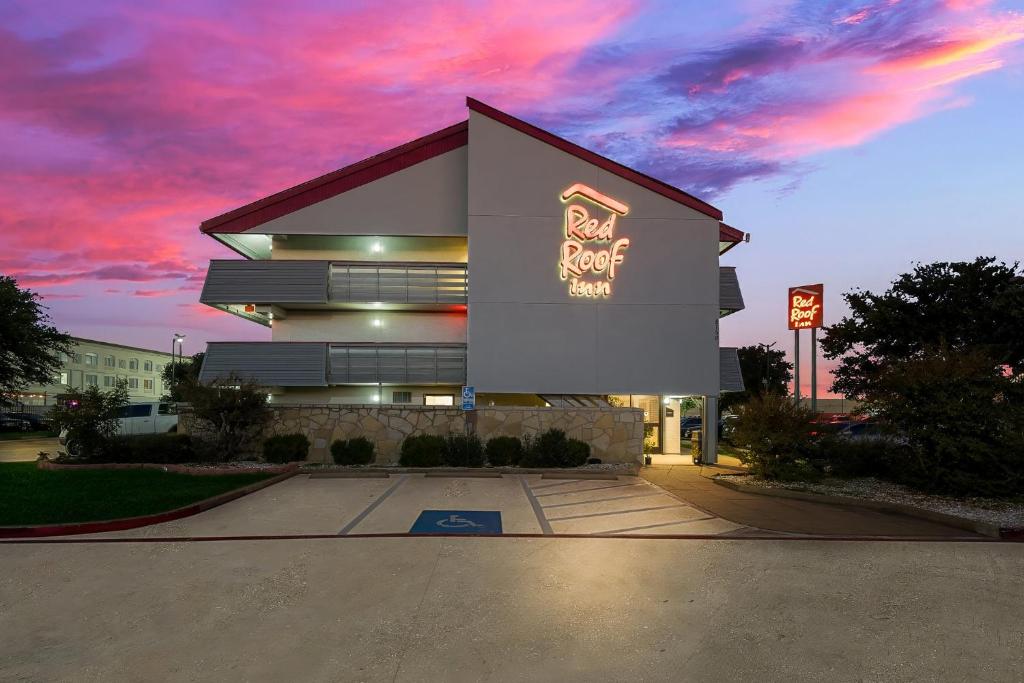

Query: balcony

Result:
[719,266,745,317]
[199,342,466,386]
[200,260,468,325]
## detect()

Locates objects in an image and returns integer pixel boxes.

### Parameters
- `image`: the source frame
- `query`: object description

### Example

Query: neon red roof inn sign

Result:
[788,284,824,330]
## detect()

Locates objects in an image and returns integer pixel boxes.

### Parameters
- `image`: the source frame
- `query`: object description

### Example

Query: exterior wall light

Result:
[372,318,382,327]
[371,240,382,253]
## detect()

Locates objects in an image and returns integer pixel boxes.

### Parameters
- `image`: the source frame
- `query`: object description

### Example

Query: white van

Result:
[58,402,179,454]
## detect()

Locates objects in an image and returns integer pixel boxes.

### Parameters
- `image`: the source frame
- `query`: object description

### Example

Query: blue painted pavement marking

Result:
[410,510,502,535]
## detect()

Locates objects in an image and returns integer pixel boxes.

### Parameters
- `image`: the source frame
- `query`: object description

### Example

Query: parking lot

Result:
[0,437,58,463]
[78,473,749,539]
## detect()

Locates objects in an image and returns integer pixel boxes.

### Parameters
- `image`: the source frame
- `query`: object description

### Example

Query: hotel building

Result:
[197,98,747,458]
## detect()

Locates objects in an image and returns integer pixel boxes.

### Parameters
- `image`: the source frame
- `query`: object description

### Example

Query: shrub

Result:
[331,436,375,466]
[730,394,821,481]
[75,433,198,464]
[399,434,445,467]
[50,381,129,459]
[180,374,271,461]
[262,433,310,463]
[812,436,911,479]
[485,436,523,467]
[520,429,588,468]
[443,433,485,467]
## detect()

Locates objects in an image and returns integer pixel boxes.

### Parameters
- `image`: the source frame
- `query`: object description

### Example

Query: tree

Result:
[720,344,793,412]
[821,257,1024,398]
[50,380,129,458]
[730,393,820,481]
[161,351,205,401]
[180,374,271,460]
[0,276,73,404]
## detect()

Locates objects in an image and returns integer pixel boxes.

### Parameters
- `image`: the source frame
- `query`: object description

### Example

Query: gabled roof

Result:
[200,121,469,234]
[466,97,723,221]
[199,98,747,244]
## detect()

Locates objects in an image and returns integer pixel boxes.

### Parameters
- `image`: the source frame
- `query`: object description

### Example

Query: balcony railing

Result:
[329,262,467,304]
[328,344,466,385]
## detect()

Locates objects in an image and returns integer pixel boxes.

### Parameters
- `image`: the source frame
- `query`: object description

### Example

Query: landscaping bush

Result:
[262,433,310,463]
[50,381,129,459]
[730,394,821,481]
[812,436,908,479]
[520,429,588,468]
[485,436,523,467]
[180,374,271,461]
[443,433,485,467]
[331,436,375,466]
[75,433,199,464]
[399,434,445,467]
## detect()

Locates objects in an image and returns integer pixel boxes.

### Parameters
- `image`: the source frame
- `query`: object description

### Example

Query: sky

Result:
[2,0,1023,396]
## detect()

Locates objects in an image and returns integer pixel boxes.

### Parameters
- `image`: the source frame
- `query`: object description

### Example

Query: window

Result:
[119,359,126,369]
[72,353,83,364]
[158,403,176,415]
[156,363,163,373]
[84,353,98,366]
[128,358,139,371]
[59,352,70,363]
[392,391,412,404]
[128,377,139,389]
[85,374,98,387]
[143,379,154,392]
[59,372,69,385]
[144,360,153,372]
[424,394,454,406]
[103,376,114,388]
[104,355,115,367]
[117,404,152,418]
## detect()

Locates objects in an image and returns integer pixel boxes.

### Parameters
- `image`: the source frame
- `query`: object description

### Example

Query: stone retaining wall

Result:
[179,404,644,464]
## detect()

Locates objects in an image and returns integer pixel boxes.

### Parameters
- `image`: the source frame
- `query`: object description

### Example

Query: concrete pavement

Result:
[641,464,980,537]
[0,437,58,462]
[1,536,1021,681]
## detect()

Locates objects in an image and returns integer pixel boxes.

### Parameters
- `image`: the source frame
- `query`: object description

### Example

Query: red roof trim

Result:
[719,222,745,242]
[466,97,724,222]
[200,121,469,234]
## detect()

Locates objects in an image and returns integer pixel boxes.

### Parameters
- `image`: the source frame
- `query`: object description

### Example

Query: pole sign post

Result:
[461,385,476,411]
[788,284,824,412]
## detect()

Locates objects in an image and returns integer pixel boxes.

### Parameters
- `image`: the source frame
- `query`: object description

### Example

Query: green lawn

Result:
[0,430,58,441]
[0,462,275,526]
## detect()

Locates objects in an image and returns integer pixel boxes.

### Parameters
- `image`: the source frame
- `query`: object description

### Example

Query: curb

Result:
[37,459,298,477]
[712,477,1020,539]
[0,470,297,539]
[299,465,638,478]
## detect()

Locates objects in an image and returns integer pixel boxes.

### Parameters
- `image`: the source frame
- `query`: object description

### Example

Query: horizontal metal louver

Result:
[199,342,327,386]
[719,266,745,316]
[200,260,329,304]
[720,347,745,393]
[328,344,467,385]
[329,263,467,304]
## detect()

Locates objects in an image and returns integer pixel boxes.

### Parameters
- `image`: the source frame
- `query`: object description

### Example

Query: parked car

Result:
[837,421,903,443]
[680,416,702,438]
[58,402,179,455]
[0,414,32,432]
[4,411,52,431]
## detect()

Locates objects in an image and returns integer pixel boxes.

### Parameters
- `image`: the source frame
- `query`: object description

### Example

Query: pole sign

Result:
[461,385,476,411]
[788,284,824,330]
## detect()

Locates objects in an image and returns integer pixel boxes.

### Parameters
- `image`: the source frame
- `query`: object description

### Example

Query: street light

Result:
[171,333,186,389]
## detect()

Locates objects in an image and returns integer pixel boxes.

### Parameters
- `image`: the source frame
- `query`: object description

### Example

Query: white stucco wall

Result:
[466,111,720,395]
[247,147,468,236]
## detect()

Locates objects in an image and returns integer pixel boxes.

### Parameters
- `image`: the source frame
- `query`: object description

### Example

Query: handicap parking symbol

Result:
[410,510,502,535]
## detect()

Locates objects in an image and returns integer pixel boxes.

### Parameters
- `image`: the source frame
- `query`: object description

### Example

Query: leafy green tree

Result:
[721,344,793,412]
[161,351,205,401]
[730,393,820,481]
[180,374,271,460]
[821,257,1024,398]
[50,380,130,458]
[0,276,73,404]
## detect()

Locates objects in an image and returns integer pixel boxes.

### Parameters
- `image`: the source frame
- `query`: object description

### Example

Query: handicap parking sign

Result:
[461,385,476,410]
[410,510,502,535]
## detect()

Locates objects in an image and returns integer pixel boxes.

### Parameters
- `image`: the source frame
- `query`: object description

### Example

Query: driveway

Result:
[1,536,1021,681]
[0,437,58,462]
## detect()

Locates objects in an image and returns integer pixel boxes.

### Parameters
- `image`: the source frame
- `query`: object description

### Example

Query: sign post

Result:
[788,284,824,411]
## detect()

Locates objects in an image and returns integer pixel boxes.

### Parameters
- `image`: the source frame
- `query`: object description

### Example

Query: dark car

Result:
[680,416,702,438]
[5,412,52,431]
[0,414,32,432]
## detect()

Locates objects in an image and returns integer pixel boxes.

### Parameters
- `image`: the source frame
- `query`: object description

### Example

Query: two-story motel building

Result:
[197,98,747,458]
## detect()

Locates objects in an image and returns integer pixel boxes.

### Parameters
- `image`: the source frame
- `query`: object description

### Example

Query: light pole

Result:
[757,342,777,394]
[172,333,186,391]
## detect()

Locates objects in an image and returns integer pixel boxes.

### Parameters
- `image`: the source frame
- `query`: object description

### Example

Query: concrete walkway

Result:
[641,464,981,537]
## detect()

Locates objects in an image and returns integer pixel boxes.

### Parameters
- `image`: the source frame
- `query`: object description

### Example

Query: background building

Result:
[196,98,748,457]
[13,337,176,408]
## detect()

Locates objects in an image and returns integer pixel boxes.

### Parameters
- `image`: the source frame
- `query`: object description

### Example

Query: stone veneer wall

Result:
[179,405,644,464]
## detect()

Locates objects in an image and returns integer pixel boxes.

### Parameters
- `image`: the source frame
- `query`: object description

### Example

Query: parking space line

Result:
[519,476,553,535]
[541,491,668,509]
[594,517,716,535]
[546,503,688,522]
[337,475,408,536]
[531,482,645,498]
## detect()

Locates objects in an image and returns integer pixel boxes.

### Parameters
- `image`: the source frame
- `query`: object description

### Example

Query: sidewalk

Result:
[640,464,981,537]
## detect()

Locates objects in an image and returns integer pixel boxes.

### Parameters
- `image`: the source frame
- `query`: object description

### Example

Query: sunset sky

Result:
[3,0,1022,396]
